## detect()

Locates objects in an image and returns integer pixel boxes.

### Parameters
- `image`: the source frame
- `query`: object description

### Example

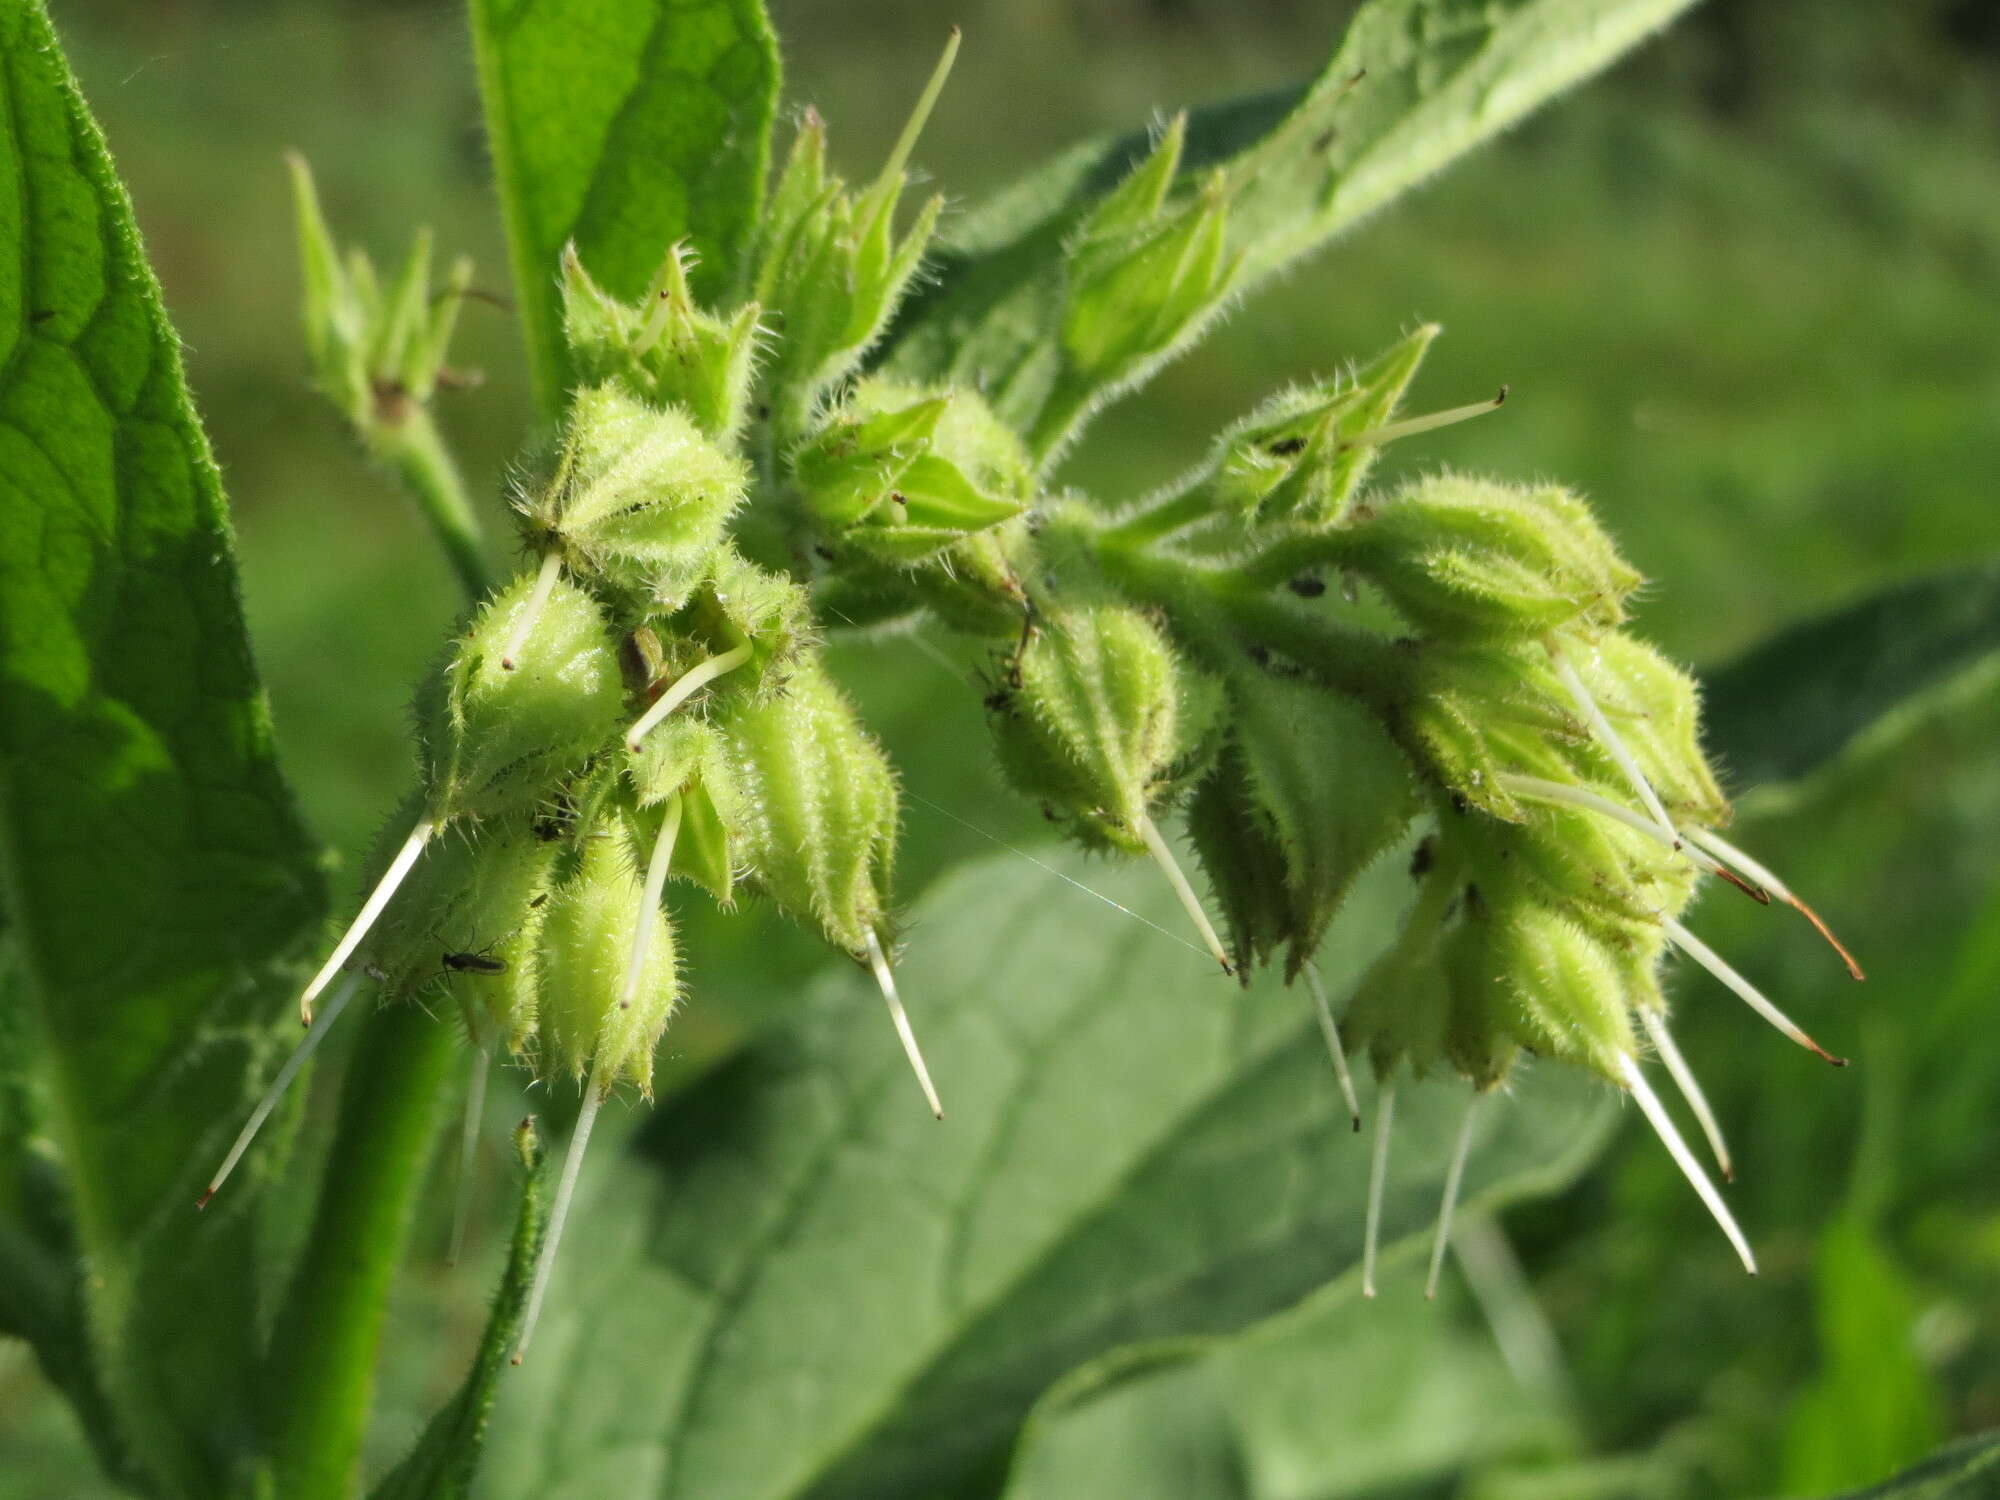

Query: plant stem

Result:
[370,408,493,604]
[265,433,494,1494]
[265,1002,458,1499]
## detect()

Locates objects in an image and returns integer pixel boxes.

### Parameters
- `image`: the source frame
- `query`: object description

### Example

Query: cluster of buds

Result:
[218,33,1866,1364]
[201,49,997,1354]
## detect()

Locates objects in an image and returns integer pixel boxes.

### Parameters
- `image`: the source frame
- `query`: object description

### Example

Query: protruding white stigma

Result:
[1426,1090,1482,1300]
[1499,774,1742,884]
[1362,1077,1397,1298]
[1663,917,1847,1066]
[201,972,363,1210]
[1137,813,1233,976]
[513,1060,608,1365]
[1303,962,1362,1131]
[1341,388,1507,450]
[500,550,564,671]
[1618,1054,1756,1274]
[299,818,435,1026]
[1545,645,1680,848]
[1639,1007,1733,1181]
[1683,826,1866,981]
[624,643,754,754]
[447,1040,491,1267]
[865,929,944,1120]
[622,796,683,1011]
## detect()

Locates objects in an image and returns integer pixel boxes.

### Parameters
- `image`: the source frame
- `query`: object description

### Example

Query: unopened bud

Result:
[1342,475,1640,643]
[535,823,680,1093]
[416,570,626,821]
[989,605,1222,853]
[523,384,748,608]
[560,244,762,443]
[717,656,900,956]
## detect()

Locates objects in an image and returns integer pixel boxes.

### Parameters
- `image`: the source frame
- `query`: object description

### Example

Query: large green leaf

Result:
[468,0,781,412]
[0,4,324,1494]
[1703,558,2000,788]
[1798,1432,2000,1500]
[478,844,1612,1499]
[881,0,1702,447]
[1001,1263,1573,1500]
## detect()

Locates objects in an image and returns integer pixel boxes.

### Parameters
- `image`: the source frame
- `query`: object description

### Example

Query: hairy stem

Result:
[264,1002,458,1498]
[369,407,492,605]
[266,461,495,1491]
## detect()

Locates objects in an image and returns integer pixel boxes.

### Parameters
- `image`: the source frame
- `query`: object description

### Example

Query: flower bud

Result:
[1342,474,1640,643]
[716,656,900,955]
[1063,174,1235,390]
[289,153,475,434]
[1564,632,1728,827]
[1205,325,1438,524]
[753,37,956,433]
[535,822,680,1093]
[367,812,558,1054]
[522,384,748,609]
[1400,641,1582,821]
[989,605,1222,853]
[416,571,626,821]
[627,715,747,907]
[793,378,1031,561]
[560,245,763,444]
[1458,893,1639,1078]
[1188,673,1416,976]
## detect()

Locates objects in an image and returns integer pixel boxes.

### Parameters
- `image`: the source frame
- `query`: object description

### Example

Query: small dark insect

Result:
[888,491,908,508]
[1288,573,1327,599]
[1409,838,1434,879]
[443,949,508,976]
[528,892,549,909]
[1267,435,1307,457]
[983,687,1013,714]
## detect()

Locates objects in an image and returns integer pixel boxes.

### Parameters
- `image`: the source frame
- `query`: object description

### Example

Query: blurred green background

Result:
[5,1,1999,1495]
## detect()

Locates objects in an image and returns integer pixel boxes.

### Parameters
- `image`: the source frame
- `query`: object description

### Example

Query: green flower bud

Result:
[1342,474,1640,643]
[753,37,957,434]
[416,570,626,821]
[289,152,474,433]
[1063,173,1235,390]
[1563,632,1728,827]
[522,384,748,609]
[1465,893,1638,1077]
[717,656,900,955]
[989,605,1222,853]
[1401,640,1583,821]
[1188,672,1417,977]
[535,822,680,1093]
[627,716,747,907]
[367,813,558,1055]
[794,378,1032,560]
[559,244,762,444]
[1205,325,1437,525]
[1449,789,1697,940]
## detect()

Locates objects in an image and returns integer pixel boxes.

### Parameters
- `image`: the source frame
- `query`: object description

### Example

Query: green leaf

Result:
[1703,558,2000,788]
[1796,1431,2000,1500]
[480,844,1613,1499]
[1002,1263,1573,1500]
[881,0,1701,449]
[0,4,324,1493]
[369,1122,549,1500]
[1779,1218,1944,1497]
[468,0,782,413]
